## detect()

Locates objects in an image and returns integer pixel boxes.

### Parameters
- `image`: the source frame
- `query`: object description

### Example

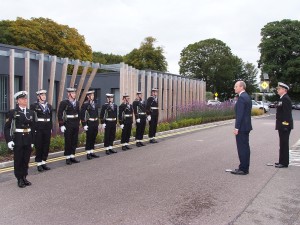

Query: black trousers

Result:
[278,129,291,166]
[13,144,32,179]
[135,117,146,140]
[235,131,251,173]
[34,129,51,162]
[121,123,132,144]
[64,126,79,156]
[85,124,98,150]
[149,115,158,138]
[104,121,116,147]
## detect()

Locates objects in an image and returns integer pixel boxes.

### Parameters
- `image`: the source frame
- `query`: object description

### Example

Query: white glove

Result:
[31,144,34,148]
[120,124,124,129]
[60,125,66,133]
[102,123,106,129]
[147,115,151,121]
[136,118,141,123]
[84,125,88,131]
[8,141,14,150]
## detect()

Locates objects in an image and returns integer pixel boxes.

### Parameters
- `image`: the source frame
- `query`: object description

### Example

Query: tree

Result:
[93,52,123,64]
[258,19,300,93]
[124,37,168,72]
[179,38,239,99]
[0,17,93,62]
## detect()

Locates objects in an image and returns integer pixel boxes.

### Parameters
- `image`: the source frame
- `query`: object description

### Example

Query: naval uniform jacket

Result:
[57,99,80,128]
[100,102,118,124]
[146,96,159,116]
[30,101,53,131]
[4,106,35,145]
[133,98,147,120]
[276,94,293,130]
[80,101,100,127]
[118,103,133,125]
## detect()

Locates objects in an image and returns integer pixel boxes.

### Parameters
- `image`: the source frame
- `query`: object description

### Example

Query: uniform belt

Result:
[89,118,98,121]
[124,114,133,117]
[106,118,116,121]
[15,128,31,133]
[151,107,159,109]
[138,112,146,115]
[37,118,51,122]
[66,114,78,118]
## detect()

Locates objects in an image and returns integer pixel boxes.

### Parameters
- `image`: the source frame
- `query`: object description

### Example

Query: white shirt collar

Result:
[239,90,245,96]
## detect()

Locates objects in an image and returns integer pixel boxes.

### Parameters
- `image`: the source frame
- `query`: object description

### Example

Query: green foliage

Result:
[258,19,300,94]
[0,142,10,156]
[179,38,258,100]
[93,52,124,65]
[95,133,104,144]
[251,108,264,116]
[124,36,168,72]
[49,135,64,152]
[0,17,93,62]
[78,132,86,147]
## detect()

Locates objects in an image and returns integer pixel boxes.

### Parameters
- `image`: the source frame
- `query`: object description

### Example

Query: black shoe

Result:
[42,164,51,170]
[106,150,110,155]
[109,149,117,153]
[140,142,145,146]
[90,153,99,158]
[122,146,127,151]
[230,169,248,175]
[23,177,32,186]
[275,164,288,168]
[125,145,132,150]
[87,154,93,160]
[136,142,142,147]
[37,165,44,172]
[66,159,72,165]
[275,162,280,165]
[70,158,80,163]
[150,139,158,143]
[17,179,26,188]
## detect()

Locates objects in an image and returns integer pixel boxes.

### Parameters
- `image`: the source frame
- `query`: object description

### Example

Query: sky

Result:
[1,0,300,75]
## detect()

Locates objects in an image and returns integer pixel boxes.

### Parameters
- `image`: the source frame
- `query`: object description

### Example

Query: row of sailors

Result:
[4,88,159,188]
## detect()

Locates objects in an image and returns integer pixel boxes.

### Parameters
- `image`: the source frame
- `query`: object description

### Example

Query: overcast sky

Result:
[1,0,300,75]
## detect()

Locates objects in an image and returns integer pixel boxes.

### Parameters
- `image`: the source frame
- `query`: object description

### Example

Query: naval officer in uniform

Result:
[4,91,35,188]
[146,88,159,143]
[275,82,293,168]
[133,91,147,147]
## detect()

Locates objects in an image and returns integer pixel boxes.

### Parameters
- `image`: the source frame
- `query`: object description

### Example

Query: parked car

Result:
[293,103,300,110]
[252,100,269,113]
[269,101,278,108]
[207,100,221,106]
[257,101,270,107]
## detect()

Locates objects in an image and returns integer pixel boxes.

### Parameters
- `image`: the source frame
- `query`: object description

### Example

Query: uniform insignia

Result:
[282,121,289,125]
[5,118,9,122]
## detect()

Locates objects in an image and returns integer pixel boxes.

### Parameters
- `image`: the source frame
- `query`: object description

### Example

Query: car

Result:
[207,100,221,106]
[252,100,269,113]
[293,103,300,110]
[269,101,278,108]
[257,101,270,107]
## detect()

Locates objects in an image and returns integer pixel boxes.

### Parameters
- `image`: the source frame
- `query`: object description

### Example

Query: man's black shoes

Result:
[90,153,99,158]
[66,159,72,165]
[106,150,110,155]
[109,149,117,153]
[23,177,32,186]
[275,164,288,168]
[149,139,158,144]
[37,165,44,172]
[18,179,26,188]
[87,154,93,160]
[125,145,132,150]
[42,164,51,170]
[231,169,249,175]
[122,146,127,151]
[70,158,80,163]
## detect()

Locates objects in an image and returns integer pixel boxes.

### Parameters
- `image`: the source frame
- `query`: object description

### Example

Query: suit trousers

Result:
[278,129,291,166]
[135,118,146,140]
[64,126,79,156]
[85,124,98,150]
[34,129,51,162]
[235,131,250,172]
[13,144,32,179]
[104,121,116,147]
[149,115,158,138]
[121,123,132,144]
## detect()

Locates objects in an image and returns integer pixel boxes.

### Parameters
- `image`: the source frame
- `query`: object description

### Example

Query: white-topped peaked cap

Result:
[86,90,95,95]
[136,91,142,94]
[123,93,129,98]
[151,88,158,92]
[36,89,47,95]
[278,82,289,90]
[66,87,77,92]
[106,93,114,97]
[14,91,28,99]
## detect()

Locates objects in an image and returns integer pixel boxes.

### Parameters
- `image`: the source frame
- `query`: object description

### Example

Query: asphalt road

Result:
[0,109,299,225]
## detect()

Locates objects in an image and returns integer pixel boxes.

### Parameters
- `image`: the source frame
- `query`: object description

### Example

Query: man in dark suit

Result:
[275,82,293,168]
[231,81,252,175]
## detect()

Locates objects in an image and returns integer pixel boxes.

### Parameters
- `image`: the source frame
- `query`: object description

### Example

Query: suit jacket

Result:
[234,92,252,132]
[276,94,293,130]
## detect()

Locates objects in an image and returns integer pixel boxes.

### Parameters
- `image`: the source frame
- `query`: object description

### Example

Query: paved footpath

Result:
[0,110,299,225]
